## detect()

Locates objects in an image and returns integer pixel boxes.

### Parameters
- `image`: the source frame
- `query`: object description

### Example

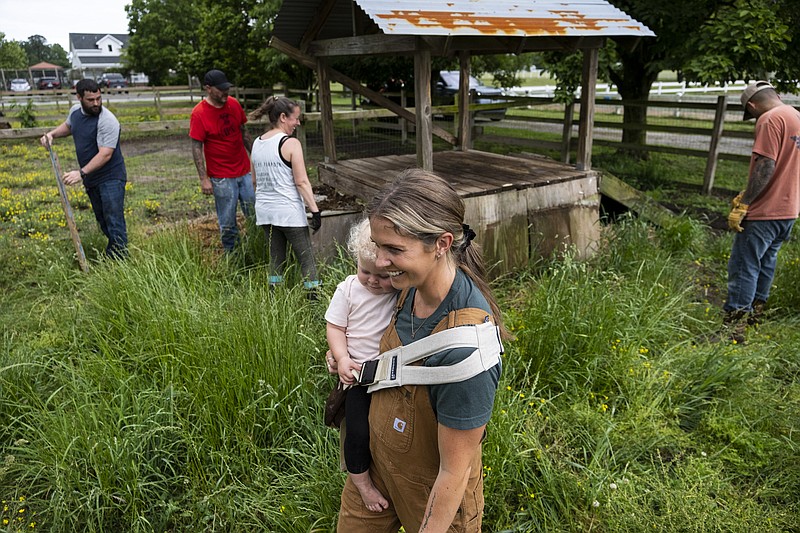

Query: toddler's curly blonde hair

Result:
[347,218,377,263]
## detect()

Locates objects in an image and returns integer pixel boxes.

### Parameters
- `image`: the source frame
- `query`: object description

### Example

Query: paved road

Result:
[498,118,753,158]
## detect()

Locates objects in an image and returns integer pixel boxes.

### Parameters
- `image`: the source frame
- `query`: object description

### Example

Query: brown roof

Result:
[29,62,64,70]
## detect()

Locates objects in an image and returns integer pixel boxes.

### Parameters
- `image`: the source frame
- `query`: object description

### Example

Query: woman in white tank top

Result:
[249,97,321,295]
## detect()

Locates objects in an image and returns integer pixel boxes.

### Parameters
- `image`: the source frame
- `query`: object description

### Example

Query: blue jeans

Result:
[210,174,255,251]
[85,178,128,258]
[725,218,795,312]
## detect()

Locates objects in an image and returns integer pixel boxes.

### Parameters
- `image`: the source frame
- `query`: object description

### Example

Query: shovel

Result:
[46,142,89,273]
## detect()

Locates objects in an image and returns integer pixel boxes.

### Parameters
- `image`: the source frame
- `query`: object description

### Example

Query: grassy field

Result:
[1,125,799,532]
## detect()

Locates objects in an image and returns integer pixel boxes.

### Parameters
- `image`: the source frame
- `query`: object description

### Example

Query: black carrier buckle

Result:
[359,360,379,385]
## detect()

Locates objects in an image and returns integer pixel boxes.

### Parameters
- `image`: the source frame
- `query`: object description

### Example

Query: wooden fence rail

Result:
[1,90,776,194]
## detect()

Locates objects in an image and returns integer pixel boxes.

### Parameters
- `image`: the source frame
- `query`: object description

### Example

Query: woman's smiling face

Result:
[369,216,436,290]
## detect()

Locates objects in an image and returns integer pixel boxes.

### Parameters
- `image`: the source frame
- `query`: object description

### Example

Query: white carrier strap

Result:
[363,321,503,393]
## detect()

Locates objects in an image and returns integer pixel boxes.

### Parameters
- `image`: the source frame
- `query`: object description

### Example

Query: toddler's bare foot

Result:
[351,470,389,512]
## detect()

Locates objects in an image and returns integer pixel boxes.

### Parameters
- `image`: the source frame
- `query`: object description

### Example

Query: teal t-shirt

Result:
[395,269,501,430]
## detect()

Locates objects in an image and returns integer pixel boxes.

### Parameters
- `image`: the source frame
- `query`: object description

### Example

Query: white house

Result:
[68,33,131,81]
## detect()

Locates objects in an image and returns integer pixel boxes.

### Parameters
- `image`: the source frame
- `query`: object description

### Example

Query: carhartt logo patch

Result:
[393,418,406,433]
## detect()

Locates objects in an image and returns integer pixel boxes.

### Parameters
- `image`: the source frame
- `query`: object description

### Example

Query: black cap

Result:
[204,69,232,90]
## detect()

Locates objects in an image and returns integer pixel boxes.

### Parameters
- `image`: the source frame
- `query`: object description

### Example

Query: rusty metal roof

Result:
[272,0,654,53]
[358,1,654,38]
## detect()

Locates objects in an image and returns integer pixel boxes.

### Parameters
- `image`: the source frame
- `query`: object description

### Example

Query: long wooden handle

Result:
[47,143,89,273]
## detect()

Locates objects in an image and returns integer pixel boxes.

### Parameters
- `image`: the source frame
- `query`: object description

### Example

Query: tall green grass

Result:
[1,231,343,531]
[2,215,799,531]
[482,218,800,532]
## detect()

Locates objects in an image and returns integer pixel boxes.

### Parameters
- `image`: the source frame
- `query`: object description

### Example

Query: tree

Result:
[0,33,27,70]
[538,0,797,157]
[194,0,265,87]
[126,0,294,90]
[248,0,309,91]
[20,35,69,67]
[125,0,202,85]
[471,54,538,89]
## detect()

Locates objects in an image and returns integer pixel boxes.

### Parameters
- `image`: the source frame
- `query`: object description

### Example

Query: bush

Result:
[12,99,37,129]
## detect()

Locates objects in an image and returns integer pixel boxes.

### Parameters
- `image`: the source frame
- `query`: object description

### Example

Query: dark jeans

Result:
[85,179,128,258]
[262,225,319,288]
[344,385,372,474]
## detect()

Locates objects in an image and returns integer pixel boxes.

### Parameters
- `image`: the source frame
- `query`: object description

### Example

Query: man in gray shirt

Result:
[40,79,128,258]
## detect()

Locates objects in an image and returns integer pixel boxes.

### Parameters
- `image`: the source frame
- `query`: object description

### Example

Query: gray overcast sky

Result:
[1,0,130,50]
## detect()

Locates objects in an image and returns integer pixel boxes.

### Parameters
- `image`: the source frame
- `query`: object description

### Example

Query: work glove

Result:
[310,211,322,233]
[727,192,749,233]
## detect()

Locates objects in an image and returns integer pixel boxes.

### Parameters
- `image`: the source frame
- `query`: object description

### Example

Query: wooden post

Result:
[457,52,472,151]
[316,59,337,163]
[400,87,408,144]
[155,90,163,121]
[561,101,575,164]
[702,95,728,195]
[414,43,433,171]
[297,100,308,156]
[351,88,357,137]
[576,47,598,171]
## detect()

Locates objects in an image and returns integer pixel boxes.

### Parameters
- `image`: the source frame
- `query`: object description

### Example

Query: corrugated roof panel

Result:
[354,0,654,37]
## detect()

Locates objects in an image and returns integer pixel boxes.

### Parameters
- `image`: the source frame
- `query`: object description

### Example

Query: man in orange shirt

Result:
[724,81,800,342]
[190,69,254,252]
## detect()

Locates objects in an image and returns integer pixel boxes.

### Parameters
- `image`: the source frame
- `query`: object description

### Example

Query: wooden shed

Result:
[271,0,654,274]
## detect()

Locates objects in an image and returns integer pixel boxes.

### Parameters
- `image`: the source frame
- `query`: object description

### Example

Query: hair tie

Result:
[461,223,476,250]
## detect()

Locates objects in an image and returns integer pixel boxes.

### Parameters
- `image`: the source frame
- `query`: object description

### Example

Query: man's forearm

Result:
[191,140,207,179]
[81,148,114,174]
[743,154,775,204]
[49,122,71,139]
[241,125,253,154]
[40,122,71,147]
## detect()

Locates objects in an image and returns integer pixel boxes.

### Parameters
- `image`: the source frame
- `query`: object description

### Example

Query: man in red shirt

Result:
[724,81,800,342]
[190,69,254,252]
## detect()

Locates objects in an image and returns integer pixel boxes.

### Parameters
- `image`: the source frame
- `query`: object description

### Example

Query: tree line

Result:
[0,33,69,70]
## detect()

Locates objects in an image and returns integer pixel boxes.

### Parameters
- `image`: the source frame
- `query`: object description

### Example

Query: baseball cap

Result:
[740,81,774,120]
[204,69,233,90]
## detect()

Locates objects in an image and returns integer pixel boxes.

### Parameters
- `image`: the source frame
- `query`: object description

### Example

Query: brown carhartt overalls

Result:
[337,290,494,533]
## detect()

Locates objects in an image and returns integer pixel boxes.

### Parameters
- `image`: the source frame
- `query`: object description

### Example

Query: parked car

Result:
[9,79,31,92]
[37,77,62,90]
[361,71,508,121]
[434,71,507,121]
[98,73,128,90]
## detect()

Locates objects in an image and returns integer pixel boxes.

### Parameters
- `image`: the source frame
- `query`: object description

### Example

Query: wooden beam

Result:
[310,34,607,56]
[599,171,675,227]
[270,37,457,146]
[515,37,529,55]
[415,44,433,171]
[299,0,339,53]
[703,95,728,195]
[308,34,418,57]
[576,48,598,171]
[457,52,472,151]
[561,101,575,164]
[442,36,453,57]
[316,59,337,163]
